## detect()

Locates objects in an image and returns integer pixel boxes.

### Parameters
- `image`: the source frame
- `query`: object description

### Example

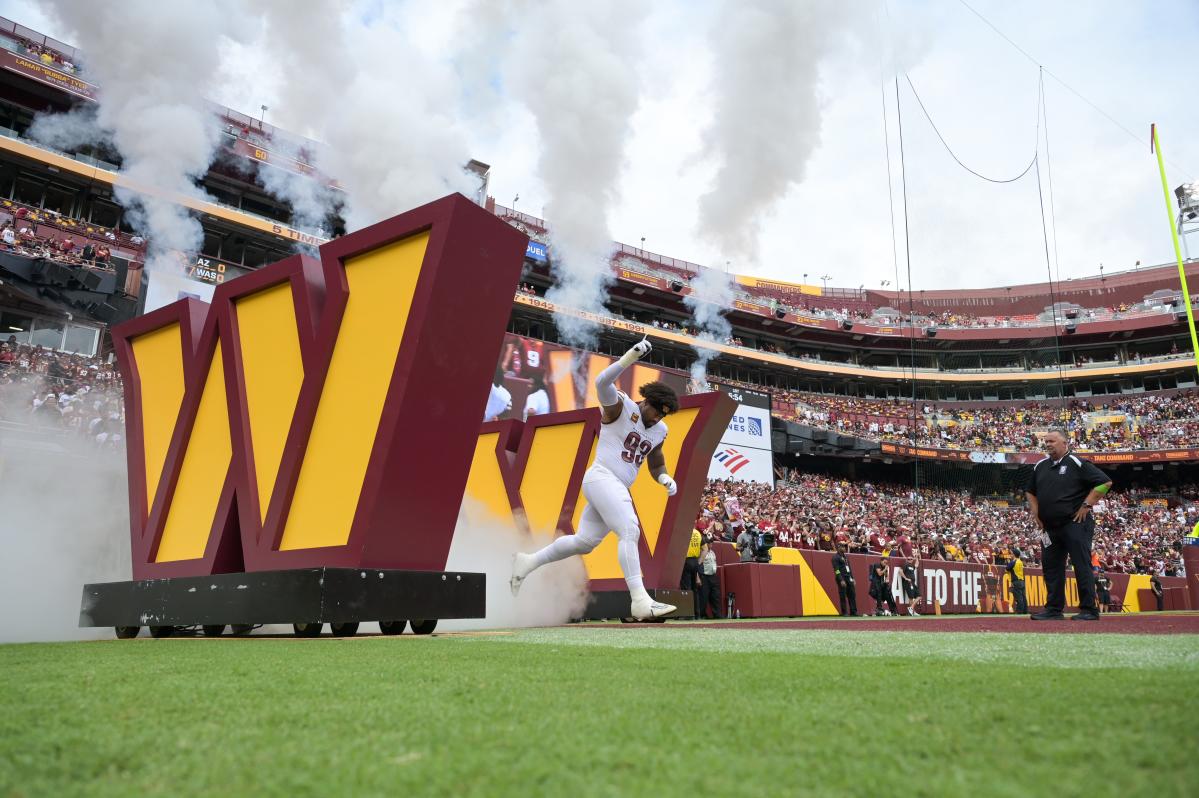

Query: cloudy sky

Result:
[5,0,1197,293]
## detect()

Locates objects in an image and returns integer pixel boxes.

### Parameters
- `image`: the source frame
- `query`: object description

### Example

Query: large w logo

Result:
[115,193,736,591]
[117,195,528,579]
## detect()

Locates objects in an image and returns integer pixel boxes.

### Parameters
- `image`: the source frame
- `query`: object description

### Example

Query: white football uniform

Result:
[589,391,668,488]
[525,390,668,592]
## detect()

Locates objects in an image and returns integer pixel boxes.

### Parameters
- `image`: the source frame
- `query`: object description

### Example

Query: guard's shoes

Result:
[630,595,676,620]
[509,552,535,597]
[1030,610,1066,620]
[1071,610,1101,621]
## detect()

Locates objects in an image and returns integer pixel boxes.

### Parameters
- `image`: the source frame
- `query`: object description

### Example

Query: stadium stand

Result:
[696,474,1192,577]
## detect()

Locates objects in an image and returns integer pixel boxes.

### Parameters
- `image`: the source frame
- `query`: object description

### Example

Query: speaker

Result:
[670,280,683,293]
[926,327,937,338]
[1065,324,1076,334]
[840,320,852,330]
[775,308,785,319]
[1065,309,1078,319]
[1177,311,1188,322]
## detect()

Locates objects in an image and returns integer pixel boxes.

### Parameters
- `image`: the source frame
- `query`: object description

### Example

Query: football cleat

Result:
[510,552,535,597]
[630,595,676,620]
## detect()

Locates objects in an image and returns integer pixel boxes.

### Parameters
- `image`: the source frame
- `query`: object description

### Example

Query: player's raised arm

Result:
[596,337,651,423]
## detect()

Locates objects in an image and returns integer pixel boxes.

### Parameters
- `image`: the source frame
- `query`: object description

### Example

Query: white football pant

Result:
[527,471,647,598]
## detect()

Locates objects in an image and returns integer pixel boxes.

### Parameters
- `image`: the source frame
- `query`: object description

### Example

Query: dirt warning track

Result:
[641,612,1199,635]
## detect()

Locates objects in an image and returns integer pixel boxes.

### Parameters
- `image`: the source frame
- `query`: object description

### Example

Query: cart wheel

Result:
[330,622,359,637]
[379,620,408,635]
[292,622,323,638]
[115,626,140,639]
[409,619,437,635]
[149,626,175,639]
[202,625,226,637]
[229,624,253,636]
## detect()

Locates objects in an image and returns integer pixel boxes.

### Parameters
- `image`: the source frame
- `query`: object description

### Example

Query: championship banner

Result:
[0,50,96,100]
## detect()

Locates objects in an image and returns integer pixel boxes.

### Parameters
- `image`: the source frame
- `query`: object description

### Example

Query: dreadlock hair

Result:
[639,381,679,414]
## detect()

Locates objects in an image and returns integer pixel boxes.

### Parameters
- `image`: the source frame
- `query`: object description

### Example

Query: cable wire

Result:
[957,0,1195,181]
[903,72,1037,184]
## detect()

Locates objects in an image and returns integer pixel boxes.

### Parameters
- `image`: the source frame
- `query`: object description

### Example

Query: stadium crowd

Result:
[696,473,1191,578]
[0,341,124,447]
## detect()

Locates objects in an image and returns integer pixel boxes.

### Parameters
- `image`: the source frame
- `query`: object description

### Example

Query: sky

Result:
[4,0,1197,294]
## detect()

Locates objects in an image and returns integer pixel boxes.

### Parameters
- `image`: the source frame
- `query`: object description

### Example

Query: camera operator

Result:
[735,523,756,563]
[869,556,897,616]
[1094,567,1112,613]
[832,543,858,616]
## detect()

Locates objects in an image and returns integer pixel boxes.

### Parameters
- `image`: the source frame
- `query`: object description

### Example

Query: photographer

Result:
[832,543,858,616]
[868,556,897,616]
[900,557,921,616]
[1094,567,1112,613]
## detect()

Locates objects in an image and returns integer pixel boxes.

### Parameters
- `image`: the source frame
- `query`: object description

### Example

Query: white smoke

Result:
[27,103,108,153]
[440,498,589,631]
[245,1,479,233]
[506,0,646,348]
[41,0,252,272]
[684,267,736,390]
[0,439,130,643]
[696,0,852,265]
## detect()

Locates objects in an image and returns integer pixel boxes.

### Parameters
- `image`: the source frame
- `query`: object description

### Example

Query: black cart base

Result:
[80,568,485,638]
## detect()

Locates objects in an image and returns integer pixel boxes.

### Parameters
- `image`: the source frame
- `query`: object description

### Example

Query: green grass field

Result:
[2,621,1197,797]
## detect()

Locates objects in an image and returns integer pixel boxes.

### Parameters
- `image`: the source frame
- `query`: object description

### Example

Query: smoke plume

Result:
[696,0,851,265]
[248,1,479,232]
[506,0,646,348]
[0,439,130,643]
[684,267,736,390]
[41,0,252,272]
[439,499,590,631]
[28,103,108,154]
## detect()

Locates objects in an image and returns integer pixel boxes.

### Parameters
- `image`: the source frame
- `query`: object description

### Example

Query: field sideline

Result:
[2,618,1196,797]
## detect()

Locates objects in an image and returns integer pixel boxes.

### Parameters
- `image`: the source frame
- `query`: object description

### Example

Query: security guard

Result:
[681,528,703,617]
[1006,548,1027,614]
[831,544,858,616]
[1025,428,1112,621]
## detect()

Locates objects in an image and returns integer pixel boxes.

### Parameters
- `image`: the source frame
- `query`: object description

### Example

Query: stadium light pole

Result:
[259,104,267,130]
[640,236,646,253]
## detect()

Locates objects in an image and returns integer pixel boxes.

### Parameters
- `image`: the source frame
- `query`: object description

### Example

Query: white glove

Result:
[657,473,677,497]
[617,337,652,368]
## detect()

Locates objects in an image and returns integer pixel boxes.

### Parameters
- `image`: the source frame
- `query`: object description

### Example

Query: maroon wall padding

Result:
[707,542,1189,616]
[720,563,802,618]
[1184,546,1199,611]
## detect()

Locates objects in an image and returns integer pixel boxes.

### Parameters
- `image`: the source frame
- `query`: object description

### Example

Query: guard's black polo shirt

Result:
[1026,452,1110,528]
